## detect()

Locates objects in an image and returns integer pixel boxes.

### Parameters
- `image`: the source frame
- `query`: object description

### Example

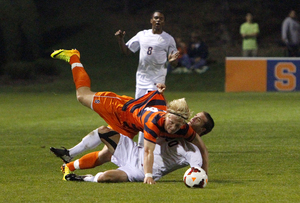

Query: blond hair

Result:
[167,98,191,120]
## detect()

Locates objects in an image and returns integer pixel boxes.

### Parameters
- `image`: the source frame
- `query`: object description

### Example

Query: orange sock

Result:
[66,161,76,171]
[69,55,80,64]
[71,67,91,89]
[67,151,100,171]
[69,55,91,89]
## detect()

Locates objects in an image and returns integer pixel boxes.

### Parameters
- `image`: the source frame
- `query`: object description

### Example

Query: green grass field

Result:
[1,91,299,202]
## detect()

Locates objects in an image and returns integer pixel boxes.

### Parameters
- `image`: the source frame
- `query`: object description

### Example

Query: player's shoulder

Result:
[161,31,174,39]
[240,22,247,27]
[139,29,152,35]
[160,31,176,45]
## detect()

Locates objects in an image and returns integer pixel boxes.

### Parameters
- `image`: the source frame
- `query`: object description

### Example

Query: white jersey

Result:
[126,29,177,89]
[111,134,202,182]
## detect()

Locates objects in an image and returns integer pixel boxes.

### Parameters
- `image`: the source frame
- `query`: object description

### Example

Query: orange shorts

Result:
[92,91,138,139]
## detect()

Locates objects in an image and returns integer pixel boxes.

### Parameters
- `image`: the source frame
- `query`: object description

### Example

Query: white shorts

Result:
[111,135,145,182]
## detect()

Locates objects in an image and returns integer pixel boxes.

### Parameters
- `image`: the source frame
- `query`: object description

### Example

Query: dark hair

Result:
[151,10,165,20]
[200,111,214,136]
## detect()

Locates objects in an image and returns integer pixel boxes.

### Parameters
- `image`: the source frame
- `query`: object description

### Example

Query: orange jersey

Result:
[92,91,196,143]
[122,91,196,143]
[92,91,138,138]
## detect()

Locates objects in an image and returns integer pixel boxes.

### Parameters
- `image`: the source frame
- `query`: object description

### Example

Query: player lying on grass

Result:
[50,49,213,184]
[55,111,212,181]
[51,110,213,175]
[63,126,204,183]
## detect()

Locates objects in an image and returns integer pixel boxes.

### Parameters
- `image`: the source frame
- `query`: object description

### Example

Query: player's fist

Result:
[115,30,126,39]
[168,51,179,62]
[144,177,156,185]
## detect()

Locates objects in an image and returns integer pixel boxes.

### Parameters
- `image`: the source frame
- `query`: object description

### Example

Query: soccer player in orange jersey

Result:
[50,49,212,184]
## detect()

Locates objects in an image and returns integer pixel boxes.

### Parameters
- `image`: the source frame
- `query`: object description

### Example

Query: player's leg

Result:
[66,133,144,183]
[137,132,144,147]
[97,170,128,182]
[252,49,258,57]
[59,127,119,180]
[65,169,128,183]
[68,128,102,157]
[50,128,103,163]
[60,146,113,180]
[50,126,119,161]
[50,49,95,108]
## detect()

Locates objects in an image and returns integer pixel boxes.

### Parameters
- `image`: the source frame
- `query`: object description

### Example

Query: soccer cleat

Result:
[50,49,80,63]
[50,147,72,163]
[65,173,85,181]
[62,164,71,181]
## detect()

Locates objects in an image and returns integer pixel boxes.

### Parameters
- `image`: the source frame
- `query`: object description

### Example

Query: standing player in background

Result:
[282,10,300,57]
[115,10,179,147]
[240,13,260,57]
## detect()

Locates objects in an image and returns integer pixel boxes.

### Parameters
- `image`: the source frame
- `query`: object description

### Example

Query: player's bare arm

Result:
[143,140,156,184]
[168,51,179,67]
[115,30,132,56]
[115,30,126,38]
[191,134,209,174]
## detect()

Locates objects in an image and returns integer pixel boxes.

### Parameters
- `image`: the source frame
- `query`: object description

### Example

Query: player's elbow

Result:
[124,50,131,56]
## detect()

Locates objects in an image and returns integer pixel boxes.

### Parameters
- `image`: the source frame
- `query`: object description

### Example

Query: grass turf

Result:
[0,91,299,202]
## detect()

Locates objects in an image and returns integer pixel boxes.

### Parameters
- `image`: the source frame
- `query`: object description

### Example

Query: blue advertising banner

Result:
[267,59,300,91]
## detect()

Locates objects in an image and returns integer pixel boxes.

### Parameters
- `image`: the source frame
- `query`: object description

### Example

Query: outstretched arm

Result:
[191,134,209,174]
[115,30,132,55]
[143,140,156,184]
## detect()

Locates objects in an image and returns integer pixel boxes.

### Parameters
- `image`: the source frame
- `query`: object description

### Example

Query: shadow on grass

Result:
[159,179,260,184]
[209,179,260,184]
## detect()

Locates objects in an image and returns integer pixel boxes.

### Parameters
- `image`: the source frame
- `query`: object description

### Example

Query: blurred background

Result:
[0,0,298,92]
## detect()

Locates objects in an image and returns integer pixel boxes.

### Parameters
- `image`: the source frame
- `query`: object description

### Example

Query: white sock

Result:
[83,172,103,182]
[71,63,83,70]
[83,175,95,182]
[73,160,80,170]
[138,132,144,147]
[93,172,104,182]
[68,129,101,157]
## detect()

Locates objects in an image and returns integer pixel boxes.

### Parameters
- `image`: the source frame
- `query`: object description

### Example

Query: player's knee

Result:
[97,148,112,165]
[76,93,85,104]
[76,90,93,108]
[97,171,115,182]
[97,126,111,134]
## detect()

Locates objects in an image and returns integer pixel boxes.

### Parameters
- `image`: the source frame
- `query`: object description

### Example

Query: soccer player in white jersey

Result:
[115,10,179,147]
[64,126,204,183]
[57,111,214,183]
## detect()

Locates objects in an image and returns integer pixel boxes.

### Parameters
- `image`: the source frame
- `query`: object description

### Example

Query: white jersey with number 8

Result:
[126,29,177,89]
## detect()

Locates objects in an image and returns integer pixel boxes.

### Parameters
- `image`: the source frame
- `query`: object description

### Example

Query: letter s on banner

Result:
[274,62,296,91]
